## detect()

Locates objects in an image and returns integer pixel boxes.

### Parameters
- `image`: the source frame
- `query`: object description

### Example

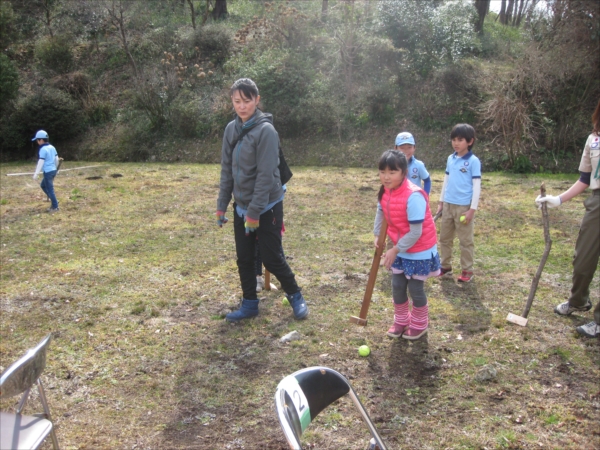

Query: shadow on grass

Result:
[439,278,492,335]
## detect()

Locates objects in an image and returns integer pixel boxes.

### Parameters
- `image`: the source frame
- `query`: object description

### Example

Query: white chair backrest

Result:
[275,366,387,450]
[0,334,51,399]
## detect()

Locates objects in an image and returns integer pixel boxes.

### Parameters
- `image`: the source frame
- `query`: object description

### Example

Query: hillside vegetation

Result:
[0,0,599,172]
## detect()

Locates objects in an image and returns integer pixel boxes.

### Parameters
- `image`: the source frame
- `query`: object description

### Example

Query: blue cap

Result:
[395,132,415,146]
[32,130,49,141]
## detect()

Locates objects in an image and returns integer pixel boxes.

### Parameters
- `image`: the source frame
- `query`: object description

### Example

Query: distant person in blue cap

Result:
[32,130,60,212]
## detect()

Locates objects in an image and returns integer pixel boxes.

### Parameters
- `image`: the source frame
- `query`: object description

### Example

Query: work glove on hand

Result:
[33,173,39,180]
[216,211,228,227]
[244,217,259,235]
[535,195,561,209]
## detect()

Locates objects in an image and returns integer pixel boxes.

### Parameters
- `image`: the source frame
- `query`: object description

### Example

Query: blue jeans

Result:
[41,170,58,209]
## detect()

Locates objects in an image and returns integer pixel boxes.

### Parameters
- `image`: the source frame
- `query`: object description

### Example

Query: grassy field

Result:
[1,162,598,450]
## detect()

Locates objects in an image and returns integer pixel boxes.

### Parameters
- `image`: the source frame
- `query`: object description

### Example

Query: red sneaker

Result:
[458,271,474,282]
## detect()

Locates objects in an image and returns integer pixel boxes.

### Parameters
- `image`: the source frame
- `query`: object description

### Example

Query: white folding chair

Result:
[275,366,387,450]
[0,334,59,450]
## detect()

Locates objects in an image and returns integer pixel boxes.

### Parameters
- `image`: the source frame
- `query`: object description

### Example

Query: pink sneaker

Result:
[386,324,407,338]
[438,267,453,277]
[402,327,428,340]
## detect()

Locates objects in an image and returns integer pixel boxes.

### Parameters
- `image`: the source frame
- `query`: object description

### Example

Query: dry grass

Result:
[1,162,598,450]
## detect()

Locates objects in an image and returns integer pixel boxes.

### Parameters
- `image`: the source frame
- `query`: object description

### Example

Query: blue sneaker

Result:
[287,291,308,320]
[225,298,259,322]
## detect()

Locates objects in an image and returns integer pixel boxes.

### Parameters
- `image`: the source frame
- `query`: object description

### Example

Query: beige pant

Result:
[568,191,600,324]
[439,202,474,272]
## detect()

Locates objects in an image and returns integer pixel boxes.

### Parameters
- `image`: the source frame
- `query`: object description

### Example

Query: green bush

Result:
[511,154,533,173]
[169,92,204,138]
[34,35,75,75]
[0,1,17,50]
[378,0,479,78]
[366,85,395,125]
[0,54,19,111]
[86,101,113,126]
[0,87,86,158]
[133,74,177,130]
[226,48,320,137]
[480,15,527,59]
[50,71,91,100]
[194,24,233,65]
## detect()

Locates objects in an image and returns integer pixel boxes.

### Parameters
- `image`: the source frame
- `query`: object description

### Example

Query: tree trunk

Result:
[514,0,527,27]
[186,0,196,29]
[474,0,490,34]
[499,0,507,24]
[210,0,228,20]
[525,0,539,27]
[106,0,139,78]
[506,0,515,25]
[321,0,328,22]
[43,0,54,38]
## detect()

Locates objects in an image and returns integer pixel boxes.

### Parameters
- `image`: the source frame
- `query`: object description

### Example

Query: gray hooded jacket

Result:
[217,109,283,220]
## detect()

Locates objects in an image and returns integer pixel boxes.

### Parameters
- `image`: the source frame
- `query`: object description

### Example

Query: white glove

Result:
[33,173,40,180]
[535,194,561,209]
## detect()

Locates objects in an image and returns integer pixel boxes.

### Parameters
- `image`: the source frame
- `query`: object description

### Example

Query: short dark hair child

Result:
[450,124,476,150]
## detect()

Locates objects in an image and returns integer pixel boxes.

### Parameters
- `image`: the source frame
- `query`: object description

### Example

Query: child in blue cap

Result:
[395,132,431,194]
[32,130,60,212]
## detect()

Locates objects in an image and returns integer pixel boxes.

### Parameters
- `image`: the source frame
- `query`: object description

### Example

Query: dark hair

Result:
[377,149,408,202]
[592,99,600,135]
[450,123,476,150]
[229,78,259,100]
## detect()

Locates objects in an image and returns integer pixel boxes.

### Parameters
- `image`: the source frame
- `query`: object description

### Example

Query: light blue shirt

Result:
[407,157,430,192]
[236,193,285,220]
[443,151,481,206]
[38,144,58,172]
[403,193,437,260]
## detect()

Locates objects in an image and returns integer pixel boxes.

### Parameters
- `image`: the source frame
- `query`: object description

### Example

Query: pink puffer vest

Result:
[381,181,437,253]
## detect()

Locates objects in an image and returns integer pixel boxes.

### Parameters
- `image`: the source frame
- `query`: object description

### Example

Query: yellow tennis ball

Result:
[358,345,370,357]
[460,215,466,223]
[282,297,290,306]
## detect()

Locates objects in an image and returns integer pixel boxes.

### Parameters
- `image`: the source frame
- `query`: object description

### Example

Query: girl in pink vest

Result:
[374,150,440,340]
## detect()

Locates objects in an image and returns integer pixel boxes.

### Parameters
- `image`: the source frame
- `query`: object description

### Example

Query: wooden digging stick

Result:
[263,269,278,290]
[506,183,552,326]
[350,217,388,326]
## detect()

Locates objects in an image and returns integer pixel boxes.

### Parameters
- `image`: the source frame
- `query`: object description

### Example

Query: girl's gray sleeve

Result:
[374,203,384,236]
[396,223,422,253]
[217,124,235,212]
